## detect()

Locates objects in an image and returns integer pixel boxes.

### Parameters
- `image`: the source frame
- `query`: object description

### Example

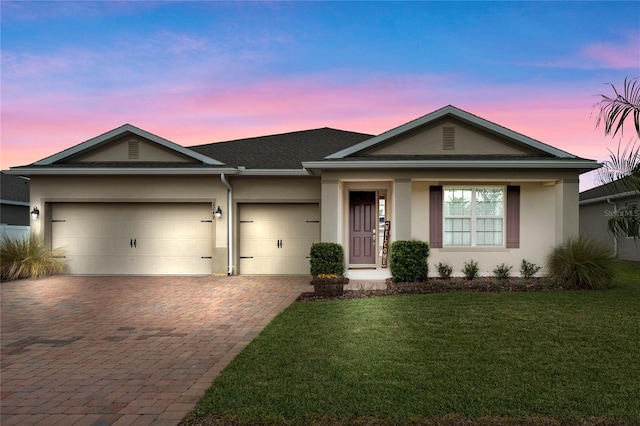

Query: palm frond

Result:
[608,206,640,240]
[595,77,640,139]
[596,140,640,192]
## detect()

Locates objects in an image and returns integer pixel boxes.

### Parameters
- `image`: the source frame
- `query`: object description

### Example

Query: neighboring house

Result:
[580,180,639,261]
[0,171,31,240]
[7,105,599,277]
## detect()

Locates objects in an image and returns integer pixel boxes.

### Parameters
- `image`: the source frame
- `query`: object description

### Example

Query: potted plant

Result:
[309,243,347,296]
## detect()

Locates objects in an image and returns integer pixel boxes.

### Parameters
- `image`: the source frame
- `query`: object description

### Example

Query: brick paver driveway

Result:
[1,275,310,425]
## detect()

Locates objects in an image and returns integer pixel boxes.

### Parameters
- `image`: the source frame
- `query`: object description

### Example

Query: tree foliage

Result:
[594,77,640,239]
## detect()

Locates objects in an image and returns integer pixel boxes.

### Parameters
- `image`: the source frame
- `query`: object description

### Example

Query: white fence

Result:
[0,225,30,241]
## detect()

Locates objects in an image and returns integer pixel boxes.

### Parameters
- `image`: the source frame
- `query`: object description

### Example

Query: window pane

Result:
[444,189,471,216]
[476,218,503,246]
[444,218,471,246]
[476,188,504,216]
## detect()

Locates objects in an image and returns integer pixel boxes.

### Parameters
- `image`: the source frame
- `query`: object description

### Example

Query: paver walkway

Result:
[1,275,310,425]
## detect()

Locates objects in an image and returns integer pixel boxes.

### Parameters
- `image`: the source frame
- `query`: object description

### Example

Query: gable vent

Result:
[443,127,455,150]
[128,140,139,159]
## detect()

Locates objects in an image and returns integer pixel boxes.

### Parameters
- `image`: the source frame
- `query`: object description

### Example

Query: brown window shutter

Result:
[506,186,520,248]
[430,186,443,248]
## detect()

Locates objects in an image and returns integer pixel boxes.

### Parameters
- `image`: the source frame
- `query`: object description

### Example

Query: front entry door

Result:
[349,191,376,265]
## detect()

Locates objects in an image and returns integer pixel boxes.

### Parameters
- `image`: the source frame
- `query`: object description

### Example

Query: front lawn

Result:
[183,261,640,425]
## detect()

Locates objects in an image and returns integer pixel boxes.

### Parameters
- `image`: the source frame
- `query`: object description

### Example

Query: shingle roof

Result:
[189,127,373,169]
[1,171,30,202]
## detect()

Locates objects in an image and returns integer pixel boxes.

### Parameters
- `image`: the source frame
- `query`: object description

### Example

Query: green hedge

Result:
[309,243,345,277]
[390,240,430,282]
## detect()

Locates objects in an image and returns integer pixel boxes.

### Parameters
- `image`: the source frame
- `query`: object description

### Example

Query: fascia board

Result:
[326,105,576,159]
[236,169,311,176]
[0,199,30,206]
[34,124,223,166]
[580,190,640,205]
[5,167,238,176]
[303,159,601,170]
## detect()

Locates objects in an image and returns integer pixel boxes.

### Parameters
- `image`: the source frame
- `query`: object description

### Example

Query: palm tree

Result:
[594,77,640,239]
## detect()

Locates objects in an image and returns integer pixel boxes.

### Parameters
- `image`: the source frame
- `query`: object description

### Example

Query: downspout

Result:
[606,198,618,257]
[220,173,233,275]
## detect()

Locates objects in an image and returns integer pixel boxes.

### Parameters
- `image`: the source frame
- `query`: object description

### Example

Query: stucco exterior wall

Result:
[412,181,559,277]
[580,194,640,262]
[319,169,580,276]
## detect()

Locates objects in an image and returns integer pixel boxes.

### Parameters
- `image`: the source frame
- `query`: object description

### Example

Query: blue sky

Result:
[2,1,639,189]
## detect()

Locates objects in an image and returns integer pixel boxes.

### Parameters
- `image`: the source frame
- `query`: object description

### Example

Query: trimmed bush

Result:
[546,237,615,290]
[390,240,429,282]
[462,260,479,280]
[520,259,542,279]
[436,262,453,279]
[1,234,66,281]
[493,263,512,280]
[309,243,345,277]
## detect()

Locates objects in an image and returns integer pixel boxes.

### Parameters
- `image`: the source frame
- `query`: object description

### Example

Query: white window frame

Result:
[443,186,505,247]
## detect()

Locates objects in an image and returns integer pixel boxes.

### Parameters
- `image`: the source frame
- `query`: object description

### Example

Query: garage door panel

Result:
[239,203,319,275]
[52,203,213,275]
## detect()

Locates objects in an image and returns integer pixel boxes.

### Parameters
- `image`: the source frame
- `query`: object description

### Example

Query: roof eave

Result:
[580,190,640,205]
[5,167,238,176]
[303,159,601,171]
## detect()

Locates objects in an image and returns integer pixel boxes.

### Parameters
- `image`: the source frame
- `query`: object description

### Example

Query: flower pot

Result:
[312,277,347,296]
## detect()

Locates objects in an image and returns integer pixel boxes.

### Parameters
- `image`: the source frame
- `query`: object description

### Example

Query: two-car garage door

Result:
[52,203,213,275]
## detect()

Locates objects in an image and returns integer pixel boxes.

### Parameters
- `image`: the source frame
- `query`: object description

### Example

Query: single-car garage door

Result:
[239,203,319,275]
[52,203,213,275]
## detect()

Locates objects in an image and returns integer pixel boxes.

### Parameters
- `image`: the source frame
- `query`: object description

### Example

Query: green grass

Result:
[183,261,640,425]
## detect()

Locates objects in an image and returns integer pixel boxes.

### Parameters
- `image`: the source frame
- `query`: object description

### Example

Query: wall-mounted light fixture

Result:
[214,206,222,219]
[31,206,40,219]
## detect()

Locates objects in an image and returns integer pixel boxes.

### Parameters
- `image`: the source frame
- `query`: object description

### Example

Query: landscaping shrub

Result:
[436,262,453,279]
[520,259,542,279]
[546,237,615,290]
[462,260,479,280]
[1,234,66,281]
[493,263,512,280]
[309,243,345,277]
[390,240,429,282]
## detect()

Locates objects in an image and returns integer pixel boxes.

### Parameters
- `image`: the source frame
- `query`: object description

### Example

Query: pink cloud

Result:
[1,72,624,193]
[581,36,640,69]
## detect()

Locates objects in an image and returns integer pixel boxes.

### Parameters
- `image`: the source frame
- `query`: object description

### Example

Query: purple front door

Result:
[349,191,376,265]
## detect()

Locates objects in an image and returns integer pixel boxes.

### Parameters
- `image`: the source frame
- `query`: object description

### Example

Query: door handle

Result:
[134,239,137,248]
[130,239,133,248]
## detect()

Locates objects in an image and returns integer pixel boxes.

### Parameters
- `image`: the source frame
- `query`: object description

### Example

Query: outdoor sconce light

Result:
[31,206,40,219]
[214,206,222,219]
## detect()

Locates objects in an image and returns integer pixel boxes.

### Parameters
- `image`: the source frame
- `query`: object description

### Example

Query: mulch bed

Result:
[297,277,571,302]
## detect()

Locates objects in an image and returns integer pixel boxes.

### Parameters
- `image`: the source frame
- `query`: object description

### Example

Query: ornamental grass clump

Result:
[546,237,615,290]
[1,234,66,281]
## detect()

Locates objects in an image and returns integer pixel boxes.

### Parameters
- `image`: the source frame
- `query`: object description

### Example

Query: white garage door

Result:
[52,203,213,275]
[239,203,320,275]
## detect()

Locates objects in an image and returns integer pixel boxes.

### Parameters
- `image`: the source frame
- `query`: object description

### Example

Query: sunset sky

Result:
[2,1,639,190]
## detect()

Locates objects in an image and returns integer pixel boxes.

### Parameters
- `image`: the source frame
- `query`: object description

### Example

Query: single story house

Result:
[8,105,599,277]
[580,180,639,261]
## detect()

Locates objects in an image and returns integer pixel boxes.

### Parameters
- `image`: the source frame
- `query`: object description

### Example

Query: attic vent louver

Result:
[443,127,455,150]
[128,140,139,159]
